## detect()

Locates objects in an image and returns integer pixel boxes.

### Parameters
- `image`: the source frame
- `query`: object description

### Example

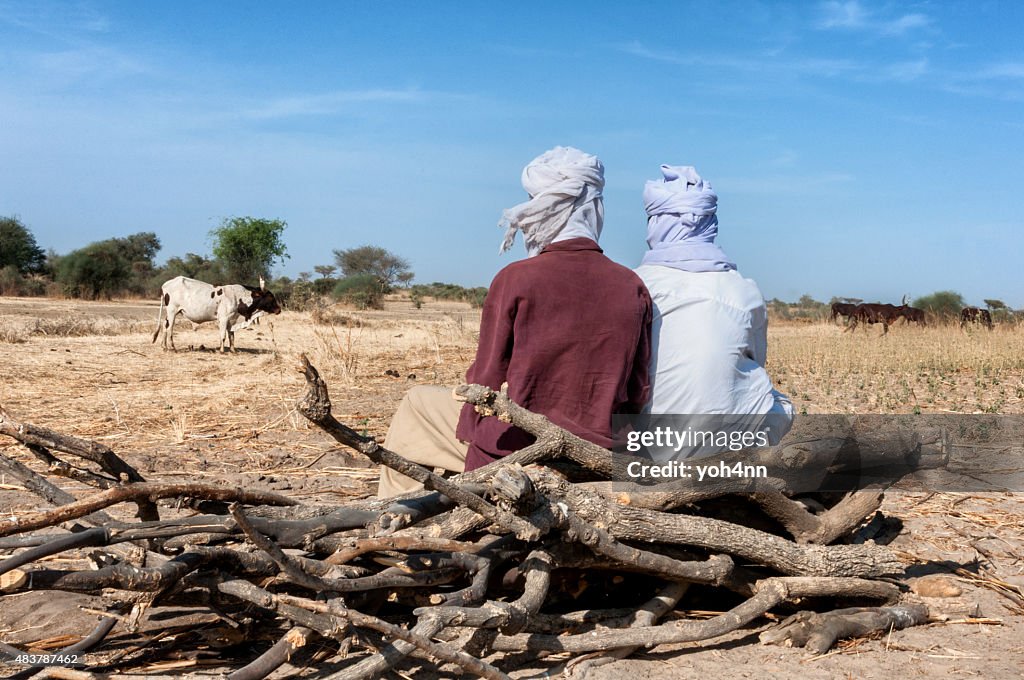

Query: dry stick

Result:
[321,618,445,680]
[326,536,482,565]
[232,502,463,593]
[216,579,346,640]
[273,593,512,680]
[486,464,736,587]
[0,451,114,526]
[296,355,541,541]
[0,527,109,578]
[25,443,119,490]
[226,626,314,680]
[759,604,930,654]
[751,488,884,545]
[563,581,691,678]
[487,577,900,653]
[418,549,555,631]
[335,545,541,680]
[0,483,298,537]
[18,547,278,593]
[0,406,158,521]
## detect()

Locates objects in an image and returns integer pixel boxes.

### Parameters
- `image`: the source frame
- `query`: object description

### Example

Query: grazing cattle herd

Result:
[141,276,1005,351]
[834,298,927,334]
[830,299,999,334]
[152,276,281,352]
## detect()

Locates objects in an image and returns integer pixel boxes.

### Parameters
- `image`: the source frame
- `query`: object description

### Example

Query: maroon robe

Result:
[456,237,652,471]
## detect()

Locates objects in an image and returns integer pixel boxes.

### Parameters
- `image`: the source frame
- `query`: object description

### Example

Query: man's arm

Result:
[623,287,653,414]
[455,271,517,443]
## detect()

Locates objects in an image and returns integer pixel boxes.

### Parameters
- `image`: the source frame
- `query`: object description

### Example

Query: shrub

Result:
[332,274,384,310]
[913,291,965,321]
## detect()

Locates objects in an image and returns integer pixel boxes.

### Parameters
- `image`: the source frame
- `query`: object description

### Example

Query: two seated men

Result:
[378,147,791,497]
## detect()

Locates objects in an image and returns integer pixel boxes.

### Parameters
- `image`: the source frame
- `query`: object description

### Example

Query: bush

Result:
[913,290,965,320]
[0,265,24,296]
[408,282,488,307]
[56,241,130,299]
[332,274,384,310]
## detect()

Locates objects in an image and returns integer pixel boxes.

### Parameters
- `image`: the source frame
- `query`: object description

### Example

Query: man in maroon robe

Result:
[378,146,651,497]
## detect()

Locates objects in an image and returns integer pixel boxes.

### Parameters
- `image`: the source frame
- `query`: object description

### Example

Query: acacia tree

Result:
[333,245,413,293]
[0,216,46,274]
[210,217,289,283]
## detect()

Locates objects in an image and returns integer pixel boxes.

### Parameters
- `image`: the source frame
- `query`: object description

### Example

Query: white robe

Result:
[635,264,793,455]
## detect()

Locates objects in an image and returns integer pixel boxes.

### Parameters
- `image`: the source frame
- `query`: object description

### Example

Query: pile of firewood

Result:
[0,356,958,679]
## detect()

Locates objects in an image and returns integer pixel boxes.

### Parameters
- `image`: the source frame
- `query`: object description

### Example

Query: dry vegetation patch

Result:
[1,298,1022,678]
[768,321,1024,414]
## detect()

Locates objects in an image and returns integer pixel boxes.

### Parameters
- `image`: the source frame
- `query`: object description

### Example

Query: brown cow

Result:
[845,303,903,334]
[830,302,858,324]
[900,305,926,326]
[960,306,993,330]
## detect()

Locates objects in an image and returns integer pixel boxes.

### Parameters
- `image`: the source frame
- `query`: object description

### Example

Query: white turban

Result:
[498,146,605,257]
[641,165,735,273]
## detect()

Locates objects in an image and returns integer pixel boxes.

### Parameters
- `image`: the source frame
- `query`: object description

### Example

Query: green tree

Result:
[56,241,130,299]
[210,217,289,282]
[913,290,966,320]
[54,232,162,299]
[159,253,226,283]
[0,216,46,274]
[314,264,337,279]
[333,245,413,293]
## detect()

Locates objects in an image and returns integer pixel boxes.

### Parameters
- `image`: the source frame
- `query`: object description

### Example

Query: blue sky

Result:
[1,1,1022,306]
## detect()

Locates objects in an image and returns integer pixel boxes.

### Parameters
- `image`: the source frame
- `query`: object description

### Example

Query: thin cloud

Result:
[0,1,111,38]
[976,62,1024,80]
[617,41,859,78]
[880,58,929,82]
[240,89,430,120]
[817,0,869,29]
[816,1,932,37]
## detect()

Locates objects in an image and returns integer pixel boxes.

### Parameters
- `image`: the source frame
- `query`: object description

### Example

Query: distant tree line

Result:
[767,291,1022,324]
[0,215,286,300]
[1,217,488,314]
[281,245,486,311]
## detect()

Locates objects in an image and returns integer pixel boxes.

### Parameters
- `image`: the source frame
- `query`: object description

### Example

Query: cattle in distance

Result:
[152,276,282,352]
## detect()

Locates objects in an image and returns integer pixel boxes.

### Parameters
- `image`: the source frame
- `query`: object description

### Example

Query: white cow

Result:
[152,276,282,352]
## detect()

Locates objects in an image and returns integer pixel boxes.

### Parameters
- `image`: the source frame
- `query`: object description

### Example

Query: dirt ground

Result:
[1,297,1022,678]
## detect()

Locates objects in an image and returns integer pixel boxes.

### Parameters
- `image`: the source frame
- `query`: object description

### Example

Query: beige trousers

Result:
[378,385,469,498]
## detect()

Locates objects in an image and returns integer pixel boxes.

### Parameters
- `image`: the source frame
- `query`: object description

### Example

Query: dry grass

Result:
[768,321,1024,414]
[0,316,149,343]
[0,298,480,468]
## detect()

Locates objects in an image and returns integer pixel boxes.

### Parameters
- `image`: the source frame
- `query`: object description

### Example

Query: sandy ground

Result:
[1,297,1022,678]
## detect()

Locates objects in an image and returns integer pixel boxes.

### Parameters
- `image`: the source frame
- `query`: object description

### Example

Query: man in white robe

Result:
[635,165,792,457]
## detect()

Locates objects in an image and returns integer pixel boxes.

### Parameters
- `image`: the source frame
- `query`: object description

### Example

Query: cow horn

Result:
[259,276,266,291]
[901,294,908,305]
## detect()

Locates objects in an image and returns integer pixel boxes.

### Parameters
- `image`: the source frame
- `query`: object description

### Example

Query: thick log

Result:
[526,466,902,578]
